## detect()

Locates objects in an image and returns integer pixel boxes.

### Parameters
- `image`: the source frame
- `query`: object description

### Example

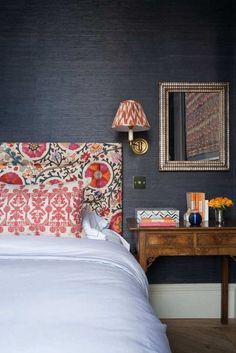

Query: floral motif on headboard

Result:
[0,143,122,234]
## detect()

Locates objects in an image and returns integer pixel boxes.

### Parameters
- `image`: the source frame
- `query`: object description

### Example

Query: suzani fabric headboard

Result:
[0,143,122,233]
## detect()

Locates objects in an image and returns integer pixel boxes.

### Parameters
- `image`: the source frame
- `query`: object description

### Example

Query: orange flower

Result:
[209,197,233,210]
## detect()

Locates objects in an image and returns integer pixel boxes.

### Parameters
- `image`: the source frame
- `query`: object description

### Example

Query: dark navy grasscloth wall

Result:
[0,0,236,283]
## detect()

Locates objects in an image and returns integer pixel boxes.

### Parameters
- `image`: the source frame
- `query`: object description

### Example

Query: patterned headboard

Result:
[0,143,122,234]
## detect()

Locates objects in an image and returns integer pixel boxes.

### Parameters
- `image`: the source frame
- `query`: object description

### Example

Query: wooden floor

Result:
[162,319,236,353]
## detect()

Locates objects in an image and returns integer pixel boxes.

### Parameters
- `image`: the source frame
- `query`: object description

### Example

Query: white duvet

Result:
[0,236,171,353]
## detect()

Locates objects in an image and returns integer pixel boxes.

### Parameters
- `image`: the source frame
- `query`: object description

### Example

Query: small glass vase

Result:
[215,209,224,225]
[189,211,202,226]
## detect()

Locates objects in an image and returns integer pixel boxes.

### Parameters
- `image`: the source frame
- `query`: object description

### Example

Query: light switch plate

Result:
[133,176,146,189]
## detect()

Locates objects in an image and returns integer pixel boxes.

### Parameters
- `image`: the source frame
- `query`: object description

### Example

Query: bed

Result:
[0,142,171,353]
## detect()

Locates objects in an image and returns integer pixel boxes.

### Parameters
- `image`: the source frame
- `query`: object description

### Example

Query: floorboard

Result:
[162,319,236,353]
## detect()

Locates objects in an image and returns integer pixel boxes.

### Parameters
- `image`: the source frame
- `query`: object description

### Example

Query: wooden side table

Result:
[127,218,236,325]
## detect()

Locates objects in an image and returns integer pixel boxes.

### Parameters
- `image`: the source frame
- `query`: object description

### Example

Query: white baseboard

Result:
[149,283,236,319]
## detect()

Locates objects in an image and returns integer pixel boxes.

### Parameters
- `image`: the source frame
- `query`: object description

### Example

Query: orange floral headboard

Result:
[0,143,122,234]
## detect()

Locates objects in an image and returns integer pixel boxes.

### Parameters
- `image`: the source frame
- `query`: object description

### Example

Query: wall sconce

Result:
[112,100,150,155]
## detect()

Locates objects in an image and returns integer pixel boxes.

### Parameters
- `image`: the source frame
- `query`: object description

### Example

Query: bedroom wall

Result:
[0,0,235,283]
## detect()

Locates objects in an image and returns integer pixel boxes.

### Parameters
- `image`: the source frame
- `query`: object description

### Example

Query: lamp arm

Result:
[128,128,134,142]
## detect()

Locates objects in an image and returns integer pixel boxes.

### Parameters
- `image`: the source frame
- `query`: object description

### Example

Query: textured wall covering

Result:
[0,0,235,283]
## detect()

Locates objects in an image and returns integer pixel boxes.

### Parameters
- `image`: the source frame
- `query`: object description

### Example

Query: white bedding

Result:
[0,236,171,353]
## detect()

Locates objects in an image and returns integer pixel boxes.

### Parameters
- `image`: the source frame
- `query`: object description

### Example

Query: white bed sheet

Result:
[0,236,171,353]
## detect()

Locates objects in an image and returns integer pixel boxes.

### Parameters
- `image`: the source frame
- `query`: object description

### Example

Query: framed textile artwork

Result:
[159,82,229,171]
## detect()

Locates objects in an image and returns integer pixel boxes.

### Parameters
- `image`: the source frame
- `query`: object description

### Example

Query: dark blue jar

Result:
[189,211,202,226]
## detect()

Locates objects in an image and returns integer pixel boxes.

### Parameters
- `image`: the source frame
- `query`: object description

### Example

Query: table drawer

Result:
[147,233,193,247]
[196,233,236,247]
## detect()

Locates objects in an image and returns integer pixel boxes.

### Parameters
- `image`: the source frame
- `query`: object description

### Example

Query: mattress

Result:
[0,236,171,353]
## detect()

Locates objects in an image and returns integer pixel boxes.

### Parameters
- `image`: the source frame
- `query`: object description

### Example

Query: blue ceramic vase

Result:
[189,211,202,226]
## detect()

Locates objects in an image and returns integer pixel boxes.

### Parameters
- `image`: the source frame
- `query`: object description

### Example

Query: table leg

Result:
[221,255,229,325]
[138,231,147,272]
[139,255,147,272]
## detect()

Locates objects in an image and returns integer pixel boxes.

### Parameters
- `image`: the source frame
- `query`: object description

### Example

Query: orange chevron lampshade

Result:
[112,100,150,132]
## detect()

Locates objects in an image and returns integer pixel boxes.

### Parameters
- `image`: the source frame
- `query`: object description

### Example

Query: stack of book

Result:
[186,192,209,222]
[139,217,177,227]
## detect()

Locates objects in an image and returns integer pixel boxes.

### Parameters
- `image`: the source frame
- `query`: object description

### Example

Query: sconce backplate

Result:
[131,138,149,155]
